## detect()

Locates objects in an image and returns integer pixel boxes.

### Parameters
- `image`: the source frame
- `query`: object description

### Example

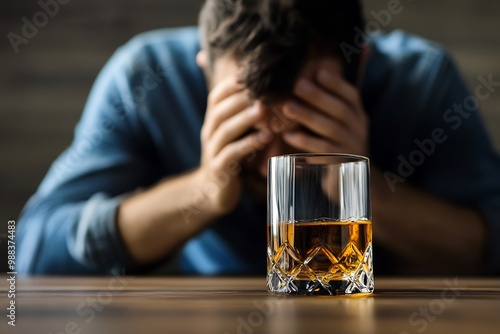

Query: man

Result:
[17,0,500,276]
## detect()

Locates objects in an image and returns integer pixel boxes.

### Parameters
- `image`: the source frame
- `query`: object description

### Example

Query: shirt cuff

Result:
[68,193,136,274]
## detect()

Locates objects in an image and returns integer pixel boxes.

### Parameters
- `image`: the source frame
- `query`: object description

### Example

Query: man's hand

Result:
[282,60,369,156]
[198,75,265,215]
[117,75,266,264]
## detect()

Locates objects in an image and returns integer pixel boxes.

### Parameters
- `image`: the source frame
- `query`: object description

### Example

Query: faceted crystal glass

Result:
[267,154,374,295]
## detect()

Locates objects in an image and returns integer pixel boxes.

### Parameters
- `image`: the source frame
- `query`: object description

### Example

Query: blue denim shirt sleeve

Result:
[364,31,500,274]
[424,54,500,274]
[371,34,500,274]
[16,37,164,275]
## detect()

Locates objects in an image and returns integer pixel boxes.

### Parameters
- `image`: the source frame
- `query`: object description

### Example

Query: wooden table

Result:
[1,277,500,334]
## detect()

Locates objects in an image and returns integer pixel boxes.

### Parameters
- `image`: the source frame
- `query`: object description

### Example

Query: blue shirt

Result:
[17,27,500,275]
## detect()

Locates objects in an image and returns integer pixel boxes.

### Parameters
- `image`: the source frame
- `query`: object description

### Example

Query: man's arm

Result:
[16,43,164,274]
[371,167,487,274]
[117,76,265,265]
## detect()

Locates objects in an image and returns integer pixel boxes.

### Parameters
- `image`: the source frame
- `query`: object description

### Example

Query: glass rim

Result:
[268,153,369,163]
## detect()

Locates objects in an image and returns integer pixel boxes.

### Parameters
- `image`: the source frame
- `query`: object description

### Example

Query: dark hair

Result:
[199,0,365,103]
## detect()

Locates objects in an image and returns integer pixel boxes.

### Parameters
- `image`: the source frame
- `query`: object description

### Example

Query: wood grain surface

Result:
[1,277,499,334]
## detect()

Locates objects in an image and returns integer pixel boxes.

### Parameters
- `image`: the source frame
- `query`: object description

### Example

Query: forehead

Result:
[211,54,343,90]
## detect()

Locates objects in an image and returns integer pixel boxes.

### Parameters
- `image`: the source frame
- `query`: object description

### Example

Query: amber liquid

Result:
[268,220,372,294]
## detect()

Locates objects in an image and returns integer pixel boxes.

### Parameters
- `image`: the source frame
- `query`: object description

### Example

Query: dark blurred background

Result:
[1,0,499,273]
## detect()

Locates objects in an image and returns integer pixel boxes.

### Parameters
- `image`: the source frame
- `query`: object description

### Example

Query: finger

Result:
[316,67,364,117]
[214,132,263,170]
[207,75,244,109]
[283,130,366,156]
[283,101,351,143]
[294,77,368,140]
[207,103,264,158]
[315,64,369,139]
[202,90,251,141]
[293,78,355,126]
[282,131,337,153]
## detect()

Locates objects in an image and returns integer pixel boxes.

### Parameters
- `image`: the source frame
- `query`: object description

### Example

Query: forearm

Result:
[117,168,221,265]
[371,167,487,275]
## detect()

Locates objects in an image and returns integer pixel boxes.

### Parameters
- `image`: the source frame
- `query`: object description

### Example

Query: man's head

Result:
[198,0,365,102]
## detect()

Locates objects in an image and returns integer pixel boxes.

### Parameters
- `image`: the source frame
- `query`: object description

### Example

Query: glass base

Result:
[267,244,374,296]
[268,278,373,296]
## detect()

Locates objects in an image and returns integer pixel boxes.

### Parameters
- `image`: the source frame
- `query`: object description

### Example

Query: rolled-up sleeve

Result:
[67,193,135,272]
[17,39,162,275]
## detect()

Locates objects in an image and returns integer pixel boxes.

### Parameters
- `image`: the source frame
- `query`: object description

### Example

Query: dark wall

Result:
[1,0,499,273]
